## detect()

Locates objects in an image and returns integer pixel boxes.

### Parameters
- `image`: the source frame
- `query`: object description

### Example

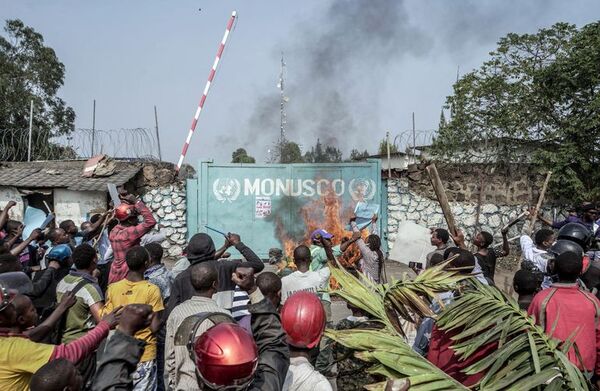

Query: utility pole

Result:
[91,99,96,156]
[27,100,33,162]
[154,105,162,161]
[412,112,416,161]
[386,131,391,178]
[277,52,288,160]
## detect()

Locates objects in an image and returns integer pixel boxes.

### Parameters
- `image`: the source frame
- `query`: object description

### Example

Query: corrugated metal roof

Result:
[0,160,142,191]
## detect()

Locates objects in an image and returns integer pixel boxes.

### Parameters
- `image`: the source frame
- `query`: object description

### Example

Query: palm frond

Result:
[436,281,590,390]
[325,328,469,390]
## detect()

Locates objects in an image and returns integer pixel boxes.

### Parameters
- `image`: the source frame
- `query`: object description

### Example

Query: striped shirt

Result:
[231,286,250,321]
[165,296,231,391]
[56,271,103,343]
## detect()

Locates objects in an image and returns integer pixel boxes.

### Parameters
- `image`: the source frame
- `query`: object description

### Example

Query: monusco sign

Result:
[187,160,384,258]
[212,177,377,202]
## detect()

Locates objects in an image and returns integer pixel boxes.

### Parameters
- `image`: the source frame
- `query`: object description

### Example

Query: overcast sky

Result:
[2,0,599,165]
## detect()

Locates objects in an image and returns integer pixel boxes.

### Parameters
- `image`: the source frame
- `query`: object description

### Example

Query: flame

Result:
[274,183,371,281]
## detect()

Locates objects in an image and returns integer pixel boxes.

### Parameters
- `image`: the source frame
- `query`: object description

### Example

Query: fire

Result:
[274,183,371,275]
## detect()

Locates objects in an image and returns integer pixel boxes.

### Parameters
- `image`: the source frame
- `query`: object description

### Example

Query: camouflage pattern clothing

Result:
[332,316,382,390]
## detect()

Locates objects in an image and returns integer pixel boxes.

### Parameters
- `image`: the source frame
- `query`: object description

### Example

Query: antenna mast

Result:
[278,53,287,148]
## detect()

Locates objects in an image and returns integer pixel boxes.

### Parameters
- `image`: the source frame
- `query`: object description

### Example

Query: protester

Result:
[346,214,383,283]
[42,227,71,269]
[257,271,282,308]
[281,291,331,391]
[103,246,163,390]
[59,220,80,247]
[29,358,83,391]
[281,245,330,305]
[56,243,104,388]
[12,291,76,342]
[427,249,497,386]
[528,251,600,375]
[0,283,119,391]
[143,241,172,391]
[166,232,264,317]
[513,269,542,310]
[519,224,554,288]
[185,267,289,390]
[165,262,229,391]
[32,244,73,320]
[539,202,598,235]
[144,242,172,303]
[108,194,157,284]
[426,228,451,268]
[472,228,510,283]
[450,231,490,285]
[0,252,62,298]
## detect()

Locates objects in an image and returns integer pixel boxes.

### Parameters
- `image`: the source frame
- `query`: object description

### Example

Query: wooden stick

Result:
[426,163,458,237]
[528,171,552,236]
[500,211,529,233]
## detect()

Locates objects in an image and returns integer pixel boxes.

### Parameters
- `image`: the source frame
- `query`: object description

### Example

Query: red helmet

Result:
[281,291,326,349]
[114,204,135,222]
[181,313,258,390]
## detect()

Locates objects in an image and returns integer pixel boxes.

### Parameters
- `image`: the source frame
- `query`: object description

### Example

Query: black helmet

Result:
[557,223,593,251]
[549,240,584,258]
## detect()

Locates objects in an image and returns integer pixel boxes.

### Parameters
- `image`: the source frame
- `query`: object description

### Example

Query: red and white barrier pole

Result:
[176,11,237,171]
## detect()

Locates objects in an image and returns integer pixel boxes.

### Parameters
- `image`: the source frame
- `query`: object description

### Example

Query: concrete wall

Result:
[142,184,187,258]
[0,186,24,221]
[54,189,106,226]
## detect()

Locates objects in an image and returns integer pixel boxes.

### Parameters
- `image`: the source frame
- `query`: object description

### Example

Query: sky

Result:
[2,0,600,165]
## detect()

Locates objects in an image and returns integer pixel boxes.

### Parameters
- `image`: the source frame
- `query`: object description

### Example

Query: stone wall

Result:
[386,176,565,250]
[142,184,187,259]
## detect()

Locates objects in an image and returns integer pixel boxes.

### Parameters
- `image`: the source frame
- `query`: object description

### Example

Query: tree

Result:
[279,141,304,163]
[348,149,370,161]
[433,22,600,201]
[0,19,76,161]
[378,138,399,155]
[231,148,256,163]
[304,139,343,163]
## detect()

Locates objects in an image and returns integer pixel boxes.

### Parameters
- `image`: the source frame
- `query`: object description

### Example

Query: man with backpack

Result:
[56,243,105,388]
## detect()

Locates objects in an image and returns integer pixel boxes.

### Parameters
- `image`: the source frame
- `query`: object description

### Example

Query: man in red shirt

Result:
[528,251,600,380]
[108,194,156,284]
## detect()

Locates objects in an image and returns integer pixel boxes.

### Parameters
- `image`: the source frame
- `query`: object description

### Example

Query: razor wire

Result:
[0,127,160,161]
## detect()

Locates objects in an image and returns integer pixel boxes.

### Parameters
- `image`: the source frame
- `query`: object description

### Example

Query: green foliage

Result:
[378,138,399,155]
[348,148,370,161]
[433,22,600,202]
[326,263,471,389]
[328,264,590,389]
[231,148,256,163]
[279,140,304,163]
[304,139,343,163]
[0,19,75,161]
[436,282,589,390]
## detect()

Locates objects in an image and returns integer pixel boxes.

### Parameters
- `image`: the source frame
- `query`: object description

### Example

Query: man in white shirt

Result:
[520,226,555,288]
[281,245,330,305]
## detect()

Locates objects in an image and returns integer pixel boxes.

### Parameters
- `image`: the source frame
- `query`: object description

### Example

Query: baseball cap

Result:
[310,229,334,241]
[0,283,17,312]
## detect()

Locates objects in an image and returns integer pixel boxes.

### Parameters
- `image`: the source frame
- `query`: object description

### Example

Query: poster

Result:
[255,196,272,219]
[346,202,380,230]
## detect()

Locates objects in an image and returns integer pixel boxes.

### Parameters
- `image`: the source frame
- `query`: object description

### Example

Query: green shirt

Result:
[309,245,341,302]
[56,272,104,343]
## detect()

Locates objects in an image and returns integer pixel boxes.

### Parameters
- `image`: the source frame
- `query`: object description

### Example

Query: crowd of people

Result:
[1,191,600,390]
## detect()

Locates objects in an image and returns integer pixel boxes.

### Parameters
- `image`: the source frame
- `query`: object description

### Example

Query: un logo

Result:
[213,178,241,203]
[349,178,377,201]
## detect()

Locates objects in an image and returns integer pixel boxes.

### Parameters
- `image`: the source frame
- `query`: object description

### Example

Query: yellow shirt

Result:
[0,336,54,391]
[104,279,164,362]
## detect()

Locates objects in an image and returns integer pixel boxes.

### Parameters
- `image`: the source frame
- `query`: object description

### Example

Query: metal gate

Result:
[187,160,385,258]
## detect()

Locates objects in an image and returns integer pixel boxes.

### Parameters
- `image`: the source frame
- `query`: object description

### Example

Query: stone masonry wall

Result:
[386,177,566,250]
[142,184,187,259]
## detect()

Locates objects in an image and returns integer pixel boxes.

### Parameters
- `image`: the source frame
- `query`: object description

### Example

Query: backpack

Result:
[46,279,91,344]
